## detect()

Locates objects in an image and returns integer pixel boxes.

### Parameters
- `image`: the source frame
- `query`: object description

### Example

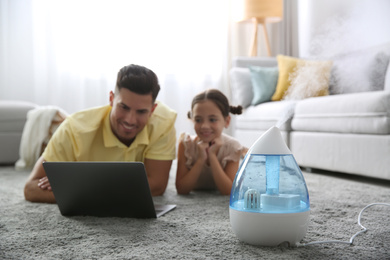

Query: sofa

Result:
[0,100,68,169]
[229,42,390,181]
[0,100,38,164]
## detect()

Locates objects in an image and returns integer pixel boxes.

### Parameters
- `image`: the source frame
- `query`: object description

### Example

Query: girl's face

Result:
[192,100,230,143]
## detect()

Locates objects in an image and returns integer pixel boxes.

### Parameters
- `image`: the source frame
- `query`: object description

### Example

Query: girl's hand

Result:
[208,137,223,156]
[195,137,209,162]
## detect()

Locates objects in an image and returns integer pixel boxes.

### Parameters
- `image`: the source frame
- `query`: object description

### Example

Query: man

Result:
[24,64,177,203]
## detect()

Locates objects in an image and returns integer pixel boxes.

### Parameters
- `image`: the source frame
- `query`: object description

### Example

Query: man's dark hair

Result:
[116,64,160,102]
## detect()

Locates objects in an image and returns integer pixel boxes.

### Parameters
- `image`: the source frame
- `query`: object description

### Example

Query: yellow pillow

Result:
[284,59,333,100]
[272,55,332,101]
[272,55,301,101]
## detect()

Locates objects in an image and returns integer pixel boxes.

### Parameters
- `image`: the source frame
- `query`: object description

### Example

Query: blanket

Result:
[15,106,67,170]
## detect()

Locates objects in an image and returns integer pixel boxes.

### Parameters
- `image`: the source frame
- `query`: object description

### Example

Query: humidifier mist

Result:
[229,126,310,246]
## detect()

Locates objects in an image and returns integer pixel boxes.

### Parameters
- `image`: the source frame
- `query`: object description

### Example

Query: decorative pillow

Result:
[273,55,332,101]
[385,55,390,91]
[369,52,390,91]
[329,44,390,94]
[272,55,299,101]
[283,60,333,100]
[229,67,253,108]
[249,66,278,105]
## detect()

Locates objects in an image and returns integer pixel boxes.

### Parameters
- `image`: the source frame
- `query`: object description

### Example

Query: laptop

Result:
[43,161,176,218]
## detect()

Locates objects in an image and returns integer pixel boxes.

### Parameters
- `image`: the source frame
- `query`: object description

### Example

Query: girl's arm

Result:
[207,138,240,195]
[175,141,207,194]
[208,153,239,195]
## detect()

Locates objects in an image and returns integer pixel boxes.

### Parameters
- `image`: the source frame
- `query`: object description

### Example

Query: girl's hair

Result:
[187,89,243,119]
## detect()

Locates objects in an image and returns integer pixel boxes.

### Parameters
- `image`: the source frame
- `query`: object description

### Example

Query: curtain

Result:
[280,0,299,57]
[0,0,231,136]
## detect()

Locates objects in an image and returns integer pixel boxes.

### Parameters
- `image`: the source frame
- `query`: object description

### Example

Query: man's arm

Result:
[144,158,172,196]
[24,156,56,203]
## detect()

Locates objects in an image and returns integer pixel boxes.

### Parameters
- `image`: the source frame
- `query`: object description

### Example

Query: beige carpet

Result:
[1,164,390,259]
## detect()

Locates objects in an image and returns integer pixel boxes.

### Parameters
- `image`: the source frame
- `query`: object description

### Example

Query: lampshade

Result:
[233,0,283,56]
[234,0,283,23]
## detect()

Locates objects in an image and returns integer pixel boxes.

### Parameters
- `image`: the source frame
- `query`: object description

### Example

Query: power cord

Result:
[297,203,390,247]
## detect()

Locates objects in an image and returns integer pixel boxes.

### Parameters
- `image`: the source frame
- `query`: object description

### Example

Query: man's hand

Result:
[37,177,52,191]
[24,156,56,203]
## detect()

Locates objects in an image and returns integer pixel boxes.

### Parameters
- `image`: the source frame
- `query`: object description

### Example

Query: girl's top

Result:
[179,132,247,190]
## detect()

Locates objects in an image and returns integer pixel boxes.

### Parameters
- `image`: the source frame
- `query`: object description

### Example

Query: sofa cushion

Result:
[236,100,297,131]
[229,67,253,108]
[292,91,390,134]
[249,66,278,105]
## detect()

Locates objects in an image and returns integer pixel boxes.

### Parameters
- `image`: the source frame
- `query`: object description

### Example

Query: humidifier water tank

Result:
[229,126,310,246]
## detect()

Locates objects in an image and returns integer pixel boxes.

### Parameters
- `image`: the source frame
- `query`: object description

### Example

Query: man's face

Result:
[109,88,156,146]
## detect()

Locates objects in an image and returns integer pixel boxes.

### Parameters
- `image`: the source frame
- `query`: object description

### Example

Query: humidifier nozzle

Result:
[248,126,291,155]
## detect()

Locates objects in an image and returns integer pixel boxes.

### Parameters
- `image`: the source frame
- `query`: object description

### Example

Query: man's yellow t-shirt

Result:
[42,101,177,162]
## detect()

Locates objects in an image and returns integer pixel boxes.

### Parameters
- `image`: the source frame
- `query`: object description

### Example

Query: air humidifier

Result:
[229,126,310,246]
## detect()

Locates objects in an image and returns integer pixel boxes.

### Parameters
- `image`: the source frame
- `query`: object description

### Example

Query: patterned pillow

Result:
[272,55,299,101]
[283,60,333,100]
[273,55,332,101]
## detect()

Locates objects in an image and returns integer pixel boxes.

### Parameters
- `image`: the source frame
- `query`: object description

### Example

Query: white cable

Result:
[297,202,390,247]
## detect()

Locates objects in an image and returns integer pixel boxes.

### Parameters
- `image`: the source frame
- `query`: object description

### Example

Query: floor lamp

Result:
[234,0,283,57]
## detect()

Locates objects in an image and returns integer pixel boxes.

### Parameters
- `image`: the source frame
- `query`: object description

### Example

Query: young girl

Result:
[176,89,246,195]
